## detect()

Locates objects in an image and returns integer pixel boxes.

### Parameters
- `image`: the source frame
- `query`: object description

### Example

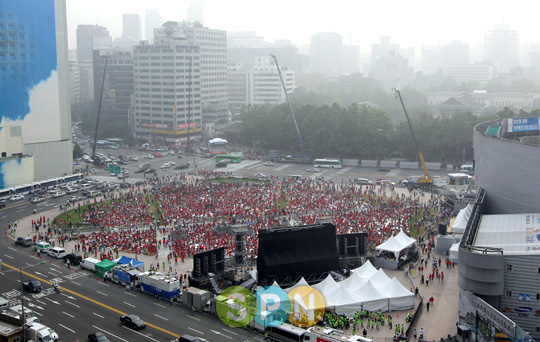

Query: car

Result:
[52,191,66,198]
[168,150,176,156]
[63,253,82,266]
[35,241,51,253]
[67,196,83,202]
[153,152,163,158]
[22,280,42,293]
[9,194,24,201]
[129,156,138,161]
[216,161,228,168]
[174,163,190,170]
[160,164,171,170]
[87,190,101,198]
[166,161,175,166]
[144,154,154,159]
[48,187,61,193]
[117,173,129,179]
[263,161,274,166]
[81,190,91,197]
[356,178,374,185]
[144,168,157,174]
[120,314,146,330]
[47,247,67,259]
[88,332,111,342]
[377,167,391,172]
[381,179,396,186]
[65,187,78,194]
[117,159,127,165]
[118,155,128,162]
[0,200,5,209]
[254,173,267,179]
[16,236,33,247]
[29,196,44,204]
[306,168,320,172]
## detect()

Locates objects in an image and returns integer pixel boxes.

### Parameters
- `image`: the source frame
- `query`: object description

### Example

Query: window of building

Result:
[505,290,512,297]
[505,264,513,271]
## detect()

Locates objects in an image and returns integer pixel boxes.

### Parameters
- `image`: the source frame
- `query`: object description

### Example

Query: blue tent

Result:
[114,256,145,271]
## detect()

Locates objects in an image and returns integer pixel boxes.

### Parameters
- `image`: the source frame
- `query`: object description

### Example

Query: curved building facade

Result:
[473,120,540,214]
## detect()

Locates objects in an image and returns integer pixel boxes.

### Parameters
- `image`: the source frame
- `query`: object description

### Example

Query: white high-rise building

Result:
[122,13,142,41]
[155,21,228,123]
[145,9,163,43]
[187,2,204,25]
[484,24,519,73]
[251,56,294,105]
[132,35,202,143]
[310,32,343,77]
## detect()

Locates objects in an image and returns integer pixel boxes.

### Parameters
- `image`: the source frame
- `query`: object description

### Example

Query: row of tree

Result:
[238,103,536,165]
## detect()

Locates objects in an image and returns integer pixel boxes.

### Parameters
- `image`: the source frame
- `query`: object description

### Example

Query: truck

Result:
[104,264,140,285]
[135,272,181,301]
[5,305,41,324]
[22,280,42,293]
[25,322,59,342]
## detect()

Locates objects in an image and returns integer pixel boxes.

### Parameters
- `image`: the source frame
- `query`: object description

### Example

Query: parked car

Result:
[306,168,320,172]
[0,199,5,209]
[153,152,163,158]
[67,196,83,202]
[263,161,274,166]
[216,161,228,168]
[65,187,78,194]
[87,190,102,198]
[30,196,44,204]
[22,280,42,293]
[88,332,111,342]
[35,241,51,253]
[52,191,66,198]
[174,163,190,170]
[120,315,146,330]
[47,247,67,259]
[356,178,374,185]
[63,253,82,265]
[16,236,33,247]
[129,156,138,161]
[144,154,154,159]
[9,194,24,201]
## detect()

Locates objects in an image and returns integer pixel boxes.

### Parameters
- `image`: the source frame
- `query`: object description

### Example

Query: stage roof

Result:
[474,214,540,256]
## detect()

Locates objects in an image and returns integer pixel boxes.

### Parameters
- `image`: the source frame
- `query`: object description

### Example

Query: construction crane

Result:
[270,54,309,161]
[394,89,432,186]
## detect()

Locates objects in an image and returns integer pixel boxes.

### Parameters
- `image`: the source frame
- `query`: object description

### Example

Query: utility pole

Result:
[186,57,192,153]
[92,56,108,164]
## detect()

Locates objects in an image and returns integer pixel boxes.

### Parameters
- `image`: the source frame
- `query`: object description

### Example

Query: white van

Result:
[47,247,67,259]
[80,257,101,272]
[81,183,93,191]
[0,296,9,311]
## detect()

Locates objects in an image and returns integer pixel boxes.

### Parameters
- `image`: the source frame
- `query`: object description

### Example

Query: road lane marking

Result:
[123,301,135,307]
[45,298,60,305]
[58,323,75,333]
[66,301,80,308]
[93,326,129,342]
[62,311,74,318]
[97,291,108,296]
[47,268,62,274]
[3,254,14,259]
[71,281,81,286]
[212,329,232,339]
[93,313,104,318]
[187,315,201,321]
[2,262,180,339]
[36,300,47,306]
[188,327,204,334]
[154,314,168,320]
[124,292,136,297]
[154,303,166,308]
[122,326,161,342]
[223,328,238,335]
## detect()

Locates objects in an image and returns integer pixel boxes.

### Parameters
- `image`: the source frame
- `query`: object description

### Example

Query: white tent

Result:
[352,280,389,312]
[379,277,415,311]
[338,271,367,293]
[449,243,459,263]
[452,204,473,233]
[369,269,392,288]
[325,284,367,316]
[376,230,416,259]
[284,277,309,293]
[312,274,340,297]
[352,259,378,278]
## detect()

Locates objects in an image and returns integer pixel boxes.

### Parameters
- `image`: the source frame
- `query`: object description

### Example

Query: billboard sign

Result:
[507,117,540,133]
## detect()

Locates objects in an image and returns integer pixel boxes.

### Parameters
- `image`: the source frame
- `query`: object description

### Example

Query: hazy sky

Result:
[66,0,539,53]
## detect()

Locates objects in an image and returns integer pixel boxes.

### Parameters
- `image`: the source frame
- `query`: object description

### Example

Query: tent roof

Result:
[284,277,309,293]
[353,280,387,302]
[352,260,378,278]
[379,277,414,297]
[395,230,416,248]
[450,243,460,252]
[312,274,339,296]
[375,236,405,253]
[326,284,362,306]
[96,259,116,268]
[115,256,133,265]
[369,269,392,288]
[452,204,473,232]
[339,271,367,293]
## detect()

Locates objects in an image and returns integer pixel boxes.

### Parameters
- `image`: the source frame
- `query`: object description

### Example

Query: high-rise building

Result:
[155,21,228,124]
[443,40,469,66]
[422,45,443,74]
[93,49,134,124]
[76,24,110,103]
[310,32,343,77]
[122,13,142,42]
[228,31,267,49]
[343,45,360,74]
[144,9,163,43]
[251,56,294,105]
[370,37,413,90]
[484,24,519,73]
[132,32,202,144]
[0,0,72,187]
[187,2,204,25]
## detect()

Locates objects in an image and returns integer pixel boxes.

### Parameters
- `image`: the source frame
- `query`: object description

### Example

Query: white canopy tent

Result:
[352,259,378,278]
[284,277,309,293]
[449,243,459,263]
[312,274,340,296]
[379,277,416,311]
[451,204,473,233]
[375,230,417,259]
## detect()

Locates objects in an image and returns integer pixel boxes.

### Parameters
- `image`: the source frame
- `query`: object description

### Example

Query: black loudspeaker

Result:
[192,247,225,278]
[438,223,447,236]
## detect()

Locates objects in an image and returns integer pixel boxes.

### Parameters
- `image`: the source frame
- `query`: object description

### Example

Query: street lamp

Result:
[186,56,192,153]
[461,148,467,166]
[92,56,109,165]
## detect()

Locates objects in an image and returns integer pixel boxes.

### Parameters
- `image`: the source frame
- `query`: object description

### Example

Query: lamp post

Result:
[461,148,466,166]
[92,56,109,165]
[186,56,192,153]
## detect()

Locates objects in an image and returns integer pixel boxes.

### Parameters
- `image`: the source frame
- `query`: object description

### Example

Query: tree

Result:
[73,143,84,160]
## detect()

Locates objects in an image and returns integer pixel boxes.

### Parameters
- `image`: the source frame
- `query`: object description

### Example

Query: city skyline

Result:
[66,0,540,55]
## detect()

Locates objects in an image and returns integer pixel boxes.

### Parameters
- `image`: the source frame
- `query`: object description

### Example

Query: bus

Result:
[215,154,242,163]
[209,138,228,155]
[460,164,474,175]
[90,140,119,149]
[313,159,342,168]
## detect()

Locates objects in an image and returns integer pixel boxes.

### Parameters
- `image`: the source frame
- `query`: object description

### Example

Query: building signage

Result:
[176,122,198,130]
[517,294,530,302]
[141,123,170,129]
[150,128,202,135]
[508,117,540,133]
[474,296,516,338]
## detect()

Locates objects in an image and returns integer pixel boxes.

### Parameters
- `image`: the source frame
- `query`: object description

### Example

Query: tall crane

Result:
[270,54,309,161]
[394,89,432,185]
